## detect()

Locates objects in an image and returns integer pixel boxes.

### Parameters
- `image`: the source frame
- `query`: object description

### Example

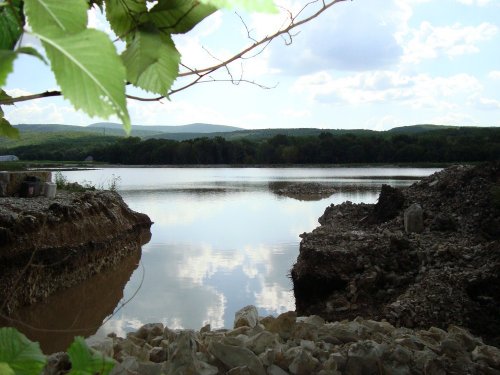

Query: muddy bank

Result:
[0,190,152,313]
[0,247,144,354]
[292,162,500,346]
[269,182,337,201]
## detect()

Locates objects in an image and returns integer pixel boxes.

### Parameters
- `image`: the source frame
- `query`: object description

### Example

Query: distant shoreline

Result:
[26,162,454,170]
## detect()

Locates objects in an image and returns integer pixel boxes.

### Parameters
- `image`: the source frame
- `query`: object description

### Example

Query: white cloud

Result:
[456,0,492,5]
[402,22,498,64]
[254,283,294,314]
[269,0,403,73]
[127,97,232,125]
[204,291,227,328]
[472,96,500,110]
[176,245,245,285]
[292,70,482,110]
[88,7,114,37]
[5,88,33,97]
[280,108,310,118]
[430,112,477,125]
[175,34,227,72]
[488,71,500,80]
[3,97,91,125]
[368,115,401,131]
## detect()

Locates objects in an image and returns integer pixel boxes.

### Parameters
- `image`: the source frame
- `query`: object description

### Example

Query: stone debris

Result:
[44,305,500,375]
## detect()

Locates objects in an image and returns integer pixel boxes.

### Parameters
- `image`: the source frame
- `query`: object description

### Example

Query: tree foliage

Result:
[0,0,284,137]
[4,127,499,164]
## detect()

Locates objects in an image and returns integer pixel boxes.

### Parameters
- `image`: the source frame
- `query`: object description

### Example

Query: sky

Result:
[4,0,500,131]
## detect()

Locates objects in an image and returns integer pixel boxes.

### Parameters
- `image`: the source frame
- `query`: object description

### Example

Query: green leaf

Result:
[0,2,23,49]
[0,50,17,86]
[67,337,115,375]
[148,0,217,34]
[0,327,46,375]
[122,29,180,95]
[34,28,131,133]
[24,0,88,36]
[0,109,19,139]
[0,363,15,375]
[104,0,147,38]
[199,0,277,13]
[17,46,47,64]
[0,89,13,104]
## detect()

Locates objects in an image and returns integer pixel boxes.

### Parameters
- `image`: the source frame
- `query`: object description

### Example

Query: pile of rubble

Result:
[44,305,500,375]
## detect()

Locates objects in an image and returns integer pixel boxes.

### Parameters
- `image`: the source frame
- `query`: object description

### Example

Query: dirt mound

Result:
[292,162,500,346]
[0,190,152,313]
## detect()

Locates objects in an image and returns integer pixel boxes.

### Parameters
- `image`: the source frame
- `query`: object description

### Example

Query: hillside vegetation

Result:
[1,124,498,165]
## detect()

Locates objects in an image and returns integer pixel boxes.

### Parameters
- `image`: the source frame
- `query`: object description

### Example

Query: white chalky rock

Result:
[209,342,266,375]
[234,305,259,328]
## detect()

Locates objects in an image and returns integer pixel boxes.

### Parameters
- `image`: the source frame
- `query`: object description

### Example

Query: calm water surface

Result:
[13,167,440,352]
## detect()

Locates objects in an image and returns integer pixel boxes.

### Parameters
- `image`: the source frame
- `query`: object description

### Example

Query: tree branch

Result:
[2,0,349,105]
[165,0,348,98]
[178,0,349,77]
[0,90,61,105]
[163,0,348,100]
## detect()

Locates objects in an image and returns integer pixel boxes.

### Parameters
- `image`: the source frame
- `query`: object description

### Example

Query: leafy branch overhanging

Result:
[0,0,350,136]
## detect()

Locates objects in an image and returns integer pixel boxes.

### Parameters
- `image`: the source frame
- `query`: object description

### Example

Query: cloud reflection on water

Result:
[97,188,381,334]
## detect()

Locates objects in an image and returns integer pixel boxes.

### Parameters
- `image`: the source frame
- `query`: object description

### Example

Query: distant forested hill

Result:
[88,122,243,134]
[387,124,458,134]
[2,124,498,164]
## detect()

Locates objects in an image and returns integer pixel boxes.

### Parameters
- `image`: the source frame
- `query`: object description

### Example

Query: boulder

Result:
[164,330,218,375]
[288,348,319,375]
[404,203,423,233]
[209,342,266,375]
[267,364,290,375]
[136,323,164,342]
[149,347,167,363]
[235,305,259,328]
[344,340,387,374]
[265,311,297,340]
[245,331,281,355]
[472,345,500,369]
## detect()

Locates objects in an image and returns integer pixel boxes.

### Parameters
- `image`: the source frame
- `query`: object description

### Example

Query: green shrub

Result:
[0,327,115,375]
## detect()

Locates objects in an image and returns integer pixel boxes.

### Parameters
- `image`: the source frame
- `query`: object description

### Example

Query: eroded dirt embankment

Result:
[292,162,500,346]
[0,190,152,313]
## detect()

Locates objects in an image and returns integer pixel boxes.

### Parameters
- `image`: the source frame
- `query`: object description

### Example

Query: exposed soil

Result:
[0,190,152,313]
[269,182,337,201]
[292,162,500,346]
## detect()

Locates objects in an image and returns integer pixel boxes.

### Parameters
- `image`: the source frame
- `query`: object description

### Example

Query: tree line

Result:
[4,127,499,164]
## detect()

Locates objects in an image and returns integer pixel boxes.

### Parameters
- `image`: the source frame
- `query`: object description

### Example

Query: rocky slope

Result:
[44,305,500,375]
[0,190,152,313]
[292,162,500,347]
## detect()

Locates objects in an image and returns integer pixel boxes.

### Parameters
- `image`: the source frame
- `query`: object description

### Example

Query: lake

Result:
[8,167,440,352]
